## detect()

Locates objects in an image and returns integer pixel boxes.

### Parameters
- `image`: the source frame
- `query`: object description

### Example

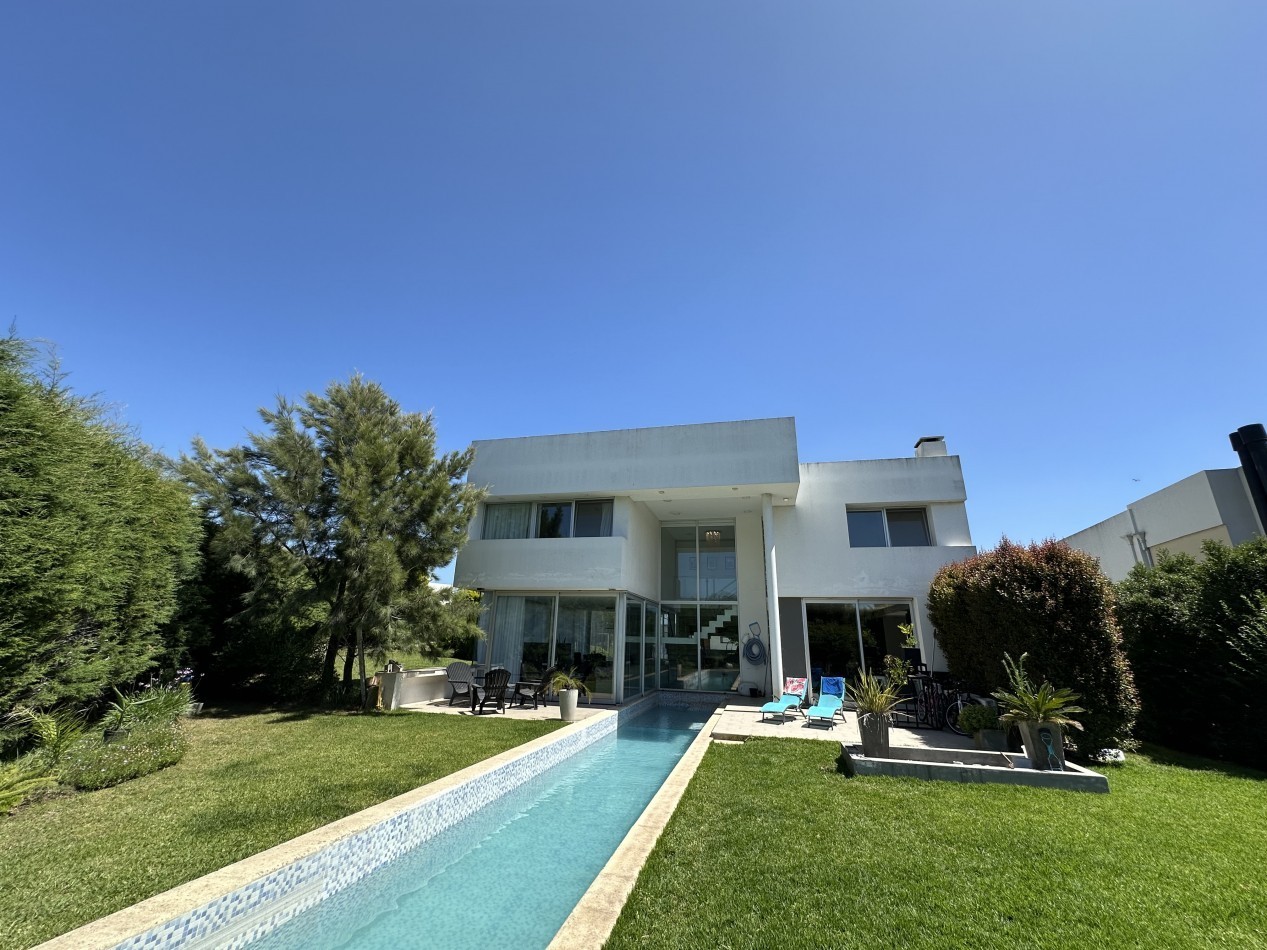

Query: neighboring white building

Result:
[453,418,976,703]
[1062,468,1265,583]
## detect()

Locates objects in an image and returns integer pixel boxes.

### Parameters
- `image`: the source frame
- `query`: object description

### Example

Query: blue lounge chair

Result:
[806,676,847,728]
[760,677,808,723]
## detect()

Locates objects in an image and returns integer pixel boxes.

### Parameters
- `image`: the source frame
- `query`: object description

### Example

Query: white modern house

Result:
[453,418,977,703]
[1062,468,1264,583]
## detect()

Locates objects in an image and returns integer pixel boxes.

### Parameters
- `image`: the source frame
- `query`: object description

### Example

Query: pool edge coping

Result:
[35,712,615,950]
[547,704,724,950]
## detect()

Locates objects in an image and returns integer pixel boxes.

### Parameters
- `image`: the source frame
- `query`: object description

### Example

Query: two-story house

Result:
[453,417,976,703]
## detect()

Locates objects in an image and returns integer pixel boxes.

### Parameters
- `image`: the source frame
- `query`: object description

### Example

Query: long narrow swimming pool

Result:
[250,705,706,950]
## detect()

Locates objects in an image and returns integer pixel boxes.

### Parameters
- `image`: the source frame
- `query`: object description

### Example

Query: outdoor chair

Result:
[472,667,512,714]
[446,661,476,707]
[512,665,557,709]
[806,676,847,728]
[760,677,807,723]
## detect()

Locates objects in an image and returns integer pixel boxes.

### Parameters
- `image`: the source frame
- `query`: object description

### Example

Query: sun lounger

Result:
[760,677,808,723]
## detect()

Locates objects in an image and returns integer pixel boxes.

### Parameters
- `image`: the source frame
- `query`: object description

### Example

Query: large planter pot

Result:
[558,688,579,722]
[858,713,890,758]
[1018,721,1067,770]
[974,728,1008,752]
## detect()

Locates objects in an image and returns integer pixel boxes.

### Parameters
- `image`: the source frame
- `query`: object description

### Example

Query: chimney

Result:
[914,435,947,459]
[1230,423,1267,534]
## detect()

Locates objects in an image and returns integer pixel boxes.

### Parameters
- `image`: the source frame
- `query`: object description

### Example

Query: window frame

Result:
[846,506,933,548]
[482,499,614,540]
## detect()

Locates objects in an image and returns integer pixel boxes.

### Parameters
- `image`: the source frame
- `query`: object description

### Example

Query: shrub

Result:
[928,539,1138,755]
[956,703,1000,735]
[0,758,56,814]
[1118,537,1267,769]
[58,723,188,791]
[103,683,192,732]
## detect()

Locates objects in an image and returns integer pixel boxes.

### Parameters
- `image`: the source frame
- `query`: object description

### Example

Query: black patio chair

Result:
[472,667,511,715]
[446,661,476,707]
[511,665,558,710]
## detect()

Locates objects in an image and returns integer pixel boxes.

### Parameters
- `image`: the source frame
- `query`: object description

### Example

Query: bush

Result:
[0,758,56,814]
[102,683,192,732]
[928,539,1138,755]
[1118,537,1267,769]
[58,723,188,791]
[956,703,1000,735]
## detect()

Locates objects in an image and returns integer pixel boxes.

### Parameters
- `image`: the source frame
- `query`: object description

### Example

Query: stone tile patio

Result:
[401,692,977,752]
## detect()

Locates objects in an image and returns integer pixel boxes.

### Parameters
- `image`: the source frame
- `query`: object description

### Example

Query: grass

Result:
[0,706,561,949]
[606,740,1267,950]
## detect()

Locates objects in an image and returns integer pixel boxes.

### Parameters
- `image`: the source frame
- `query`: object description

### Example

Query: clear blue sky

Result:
[4,2,1265,581]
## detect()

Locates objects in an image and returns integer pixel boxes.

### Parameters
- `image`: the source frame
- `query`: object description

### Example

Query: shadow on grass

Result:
[1139,742,1267,781]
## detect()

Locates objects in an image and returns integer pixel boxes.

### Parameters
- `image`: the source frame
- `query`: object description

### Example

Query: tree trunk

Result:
[320,579,348,694]
[342,637,356,687]
[321,632,341,695]
[358,624,368,712]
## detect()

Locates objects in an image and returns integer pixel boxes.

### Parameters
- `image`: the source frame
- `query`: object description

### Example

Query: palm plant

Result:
[852,669,906,718]
[991,652,1084,730]
[548,668,590,699]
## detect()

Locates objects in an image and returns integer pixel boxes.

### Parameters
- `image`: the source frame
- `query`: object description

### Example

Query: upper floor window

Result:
[847,508,931,547]
[483,500,613,540]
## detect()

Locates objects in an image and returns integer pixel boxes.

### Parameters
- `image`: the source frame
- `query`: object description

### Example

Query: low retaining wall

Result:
[840,743,1110,793]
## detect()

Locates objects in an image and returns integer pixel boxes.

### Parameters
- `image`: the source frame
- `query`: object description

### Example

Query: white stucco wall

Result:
[454,537,626,591]
[1063,469,1261,582]
[734,511,770,695]
[769,457,975,671]
[1062,511,1139,582]
[467,417,800,499]
[623,499,661,601]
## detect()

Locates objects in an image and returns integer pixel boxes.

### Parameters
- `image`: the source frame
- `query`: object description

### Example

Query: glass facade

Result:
[804,600,914,681]
[658,523,739,692]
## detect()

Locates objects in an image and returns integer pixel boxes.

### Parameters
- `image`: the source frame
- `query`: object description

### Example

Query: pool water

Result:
[251,706,705,950]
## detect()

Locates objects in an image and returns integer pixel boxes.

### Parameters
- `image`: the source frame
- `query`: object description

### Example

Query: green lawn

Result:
[606,741,1267,950]
[0,708,561,950]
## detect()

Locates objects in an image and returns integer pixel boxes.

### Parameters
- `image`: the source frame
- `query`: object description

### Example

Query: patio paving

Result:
[401,692,977,752]
[710,697,977,751]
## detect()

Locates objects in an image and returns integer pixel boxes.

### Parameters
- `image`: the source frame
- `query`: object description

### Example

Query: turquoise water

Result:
[251,706,705,950]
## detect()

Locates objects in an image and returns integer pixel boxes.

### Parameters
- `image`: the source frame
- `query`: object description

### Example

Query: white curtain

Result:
[482,503,531,539]
[491,596,526,671]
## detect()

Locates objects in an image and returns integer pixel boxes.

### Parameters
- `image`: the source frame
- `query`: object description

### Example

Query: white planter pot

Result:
[559,689,579,722]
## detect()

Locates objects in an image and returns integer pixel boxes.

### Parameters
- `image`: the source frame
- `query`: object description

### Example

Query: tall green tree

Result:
[0,335,201,727]
[181,376,483,706]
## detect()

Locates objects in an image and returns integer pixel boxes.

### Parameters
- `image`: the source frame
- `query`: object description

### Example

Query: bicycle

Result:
[942,681,990,736]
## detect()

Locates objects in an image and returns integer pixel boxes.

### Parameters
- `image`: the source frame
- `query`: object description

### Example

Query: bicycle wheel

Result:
[945,700,970,736]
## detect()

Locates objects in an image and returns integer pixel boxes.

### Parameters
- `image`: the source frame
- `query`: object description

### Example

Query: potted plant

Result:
[991,653,1084,771]
[957,703,1007,752]
[852,669,906,758]
[898,623,921,664]
[549,668,590,722]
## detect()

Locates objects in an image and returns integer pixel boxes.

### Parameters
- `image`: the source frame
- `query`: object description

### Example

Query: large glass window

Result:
[537,503,573,539]
[660,522,739,691]
[556,596,616,697]
[699,525,737,601]
[574,500,614,537]
[482,500,613,540]
[489,594,555,675]
[804,600,914,681]
[659,604,700,690]
[644,603,659,696]
[661,526,698,600]
[624,598,644,699]
[847,508,931,547]
[483,503,531,540]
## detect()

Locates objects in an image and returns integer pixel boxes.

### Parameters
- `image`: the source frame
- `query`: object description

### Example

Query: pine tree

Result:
[181,375,483,706]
